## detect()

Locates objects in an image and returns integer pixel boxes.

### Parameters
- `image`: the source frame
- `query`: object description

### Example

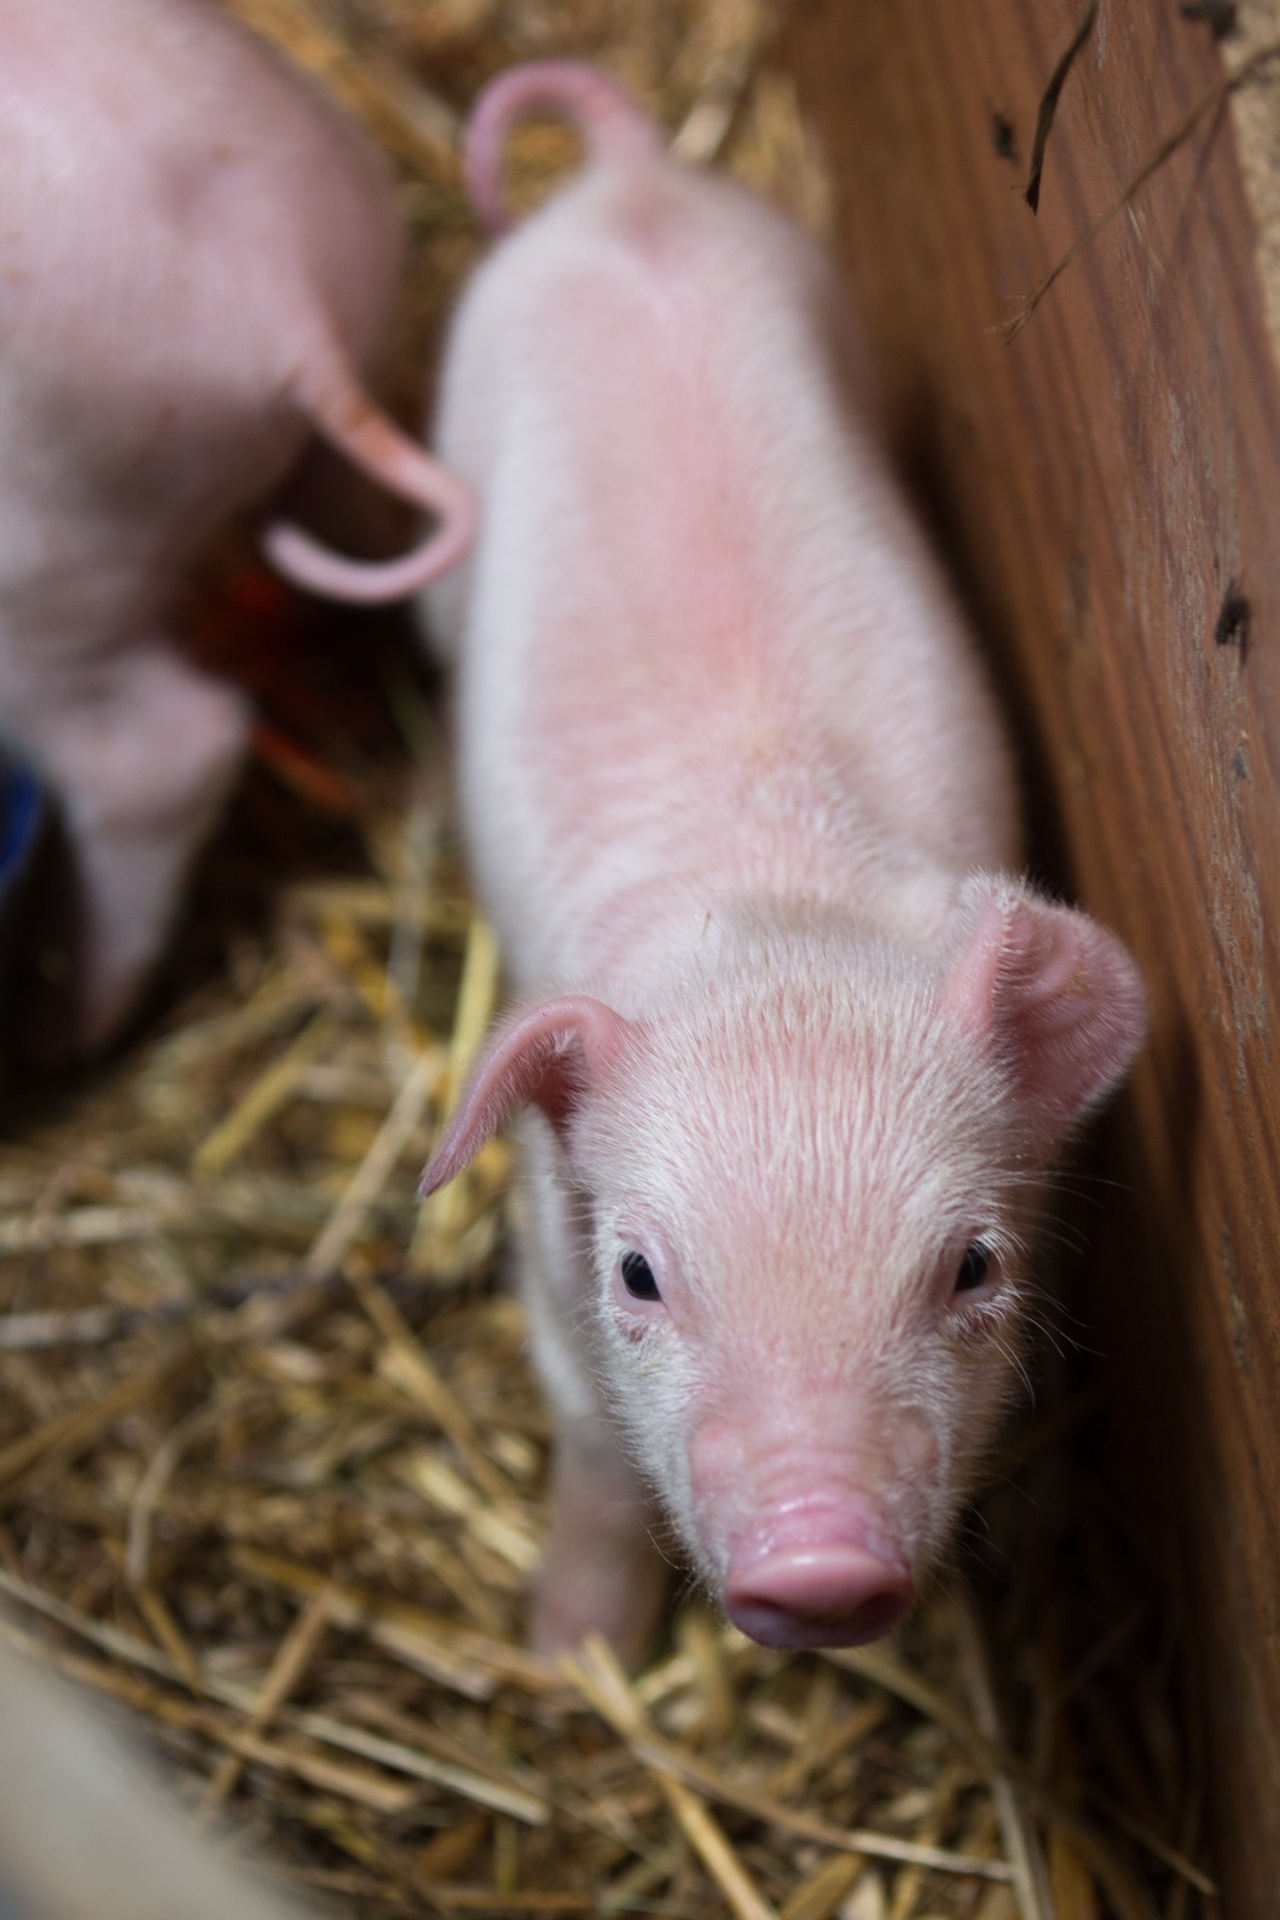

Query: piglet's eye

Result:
[954,1243,991,1293]
[621,1250,661,1301]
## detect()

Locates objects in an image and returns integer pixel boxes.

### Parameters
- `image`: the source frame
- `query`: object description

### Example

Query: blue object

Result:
[0,754,48,1040]
[0,760,43,899]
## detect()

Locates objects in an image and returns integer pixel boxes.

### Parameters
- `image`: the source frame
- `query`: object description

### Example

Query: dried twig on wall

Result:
[1007,37,1280,337]
[1024,0,1099,213]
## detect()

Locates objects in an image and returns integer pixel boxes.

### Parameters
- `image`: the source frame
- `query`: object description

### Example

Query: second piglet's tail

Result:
[464,59,664,233]
[264,61,660,604]
[262,348,477,604]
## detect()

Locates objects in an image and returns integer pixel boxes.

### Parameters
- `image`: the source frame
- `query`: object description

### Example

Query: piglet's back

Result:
[0,0,397,500]
[430,140,1020,989]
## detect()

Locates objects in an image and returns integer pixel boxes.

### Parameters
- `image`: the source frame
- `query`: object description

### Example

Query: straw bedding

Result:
[0,4,1210,1917]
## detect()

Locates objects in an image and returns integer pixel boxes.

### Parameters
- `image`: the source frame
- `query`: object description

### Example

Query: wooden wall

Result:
[784,2,1280,1908]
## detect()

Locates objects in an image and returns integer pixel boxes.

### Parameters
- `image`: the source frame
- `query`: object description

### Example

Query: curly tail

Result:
[262,350,477,604]
[464,59,664,234]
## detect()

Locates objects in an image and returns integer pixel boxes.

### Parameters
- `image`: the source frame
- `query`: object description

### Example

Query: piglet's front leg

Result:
[530,1412,669,1666]
[515,1123,671,1664]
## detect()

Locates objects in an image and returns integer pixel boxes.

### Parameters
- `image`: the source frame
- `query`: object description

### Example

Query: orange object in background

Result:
[179,542,411,818]
[249,721,368,819]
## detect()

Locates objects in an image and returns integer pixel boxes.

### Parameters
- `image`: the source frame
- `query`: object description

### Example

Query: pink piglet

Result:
[0,0,475,1050]
[420,62,1146,1660]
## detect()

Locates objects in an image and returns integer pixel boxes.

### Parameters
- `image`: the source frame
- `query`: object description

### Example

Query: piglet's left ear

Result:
[941,886,1147,1151]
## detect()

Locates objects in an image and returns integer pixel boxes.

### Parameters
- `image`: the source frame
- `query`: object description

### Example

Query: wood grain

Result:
[783,2,1280,1907]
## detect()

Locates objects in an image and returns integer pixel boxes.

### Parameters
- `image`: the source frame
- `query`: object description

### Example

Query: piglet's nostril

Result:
[723,1543,913,1649]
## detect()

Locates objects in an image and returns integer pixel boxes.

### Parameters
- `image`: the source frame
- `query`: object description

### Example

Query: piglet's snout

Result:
[723,1511,913,1650]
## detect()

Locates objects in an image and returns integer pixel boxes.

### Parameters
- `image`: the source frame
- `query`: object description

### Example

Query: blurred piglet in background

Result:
[0,0,473,1053]
[420,64,1147,1663]
[0,1629,323,1920]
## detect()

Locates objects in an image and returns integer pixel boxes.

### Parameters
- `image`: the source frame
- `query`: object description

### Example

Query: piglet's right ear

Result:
[418,996,635,1195]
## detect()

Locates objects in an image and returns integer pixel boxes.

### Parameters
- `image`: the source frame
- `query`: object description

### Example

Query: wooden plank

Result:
[782,3,1280,1909]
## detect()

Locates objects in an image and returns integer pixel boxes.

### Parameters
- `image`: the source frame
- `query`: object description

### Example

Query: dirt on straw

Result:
[0,2,1214,1918]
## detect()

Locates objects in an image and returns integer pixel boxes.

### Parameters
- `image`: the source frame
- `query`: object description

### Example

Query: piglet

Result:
[0,0,474,1050]
[420,62,1146,1660]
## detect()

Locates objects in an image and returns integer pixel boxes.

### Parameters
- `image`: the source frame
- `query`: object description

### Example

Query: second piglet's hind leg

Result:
[22,643,251,1052]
